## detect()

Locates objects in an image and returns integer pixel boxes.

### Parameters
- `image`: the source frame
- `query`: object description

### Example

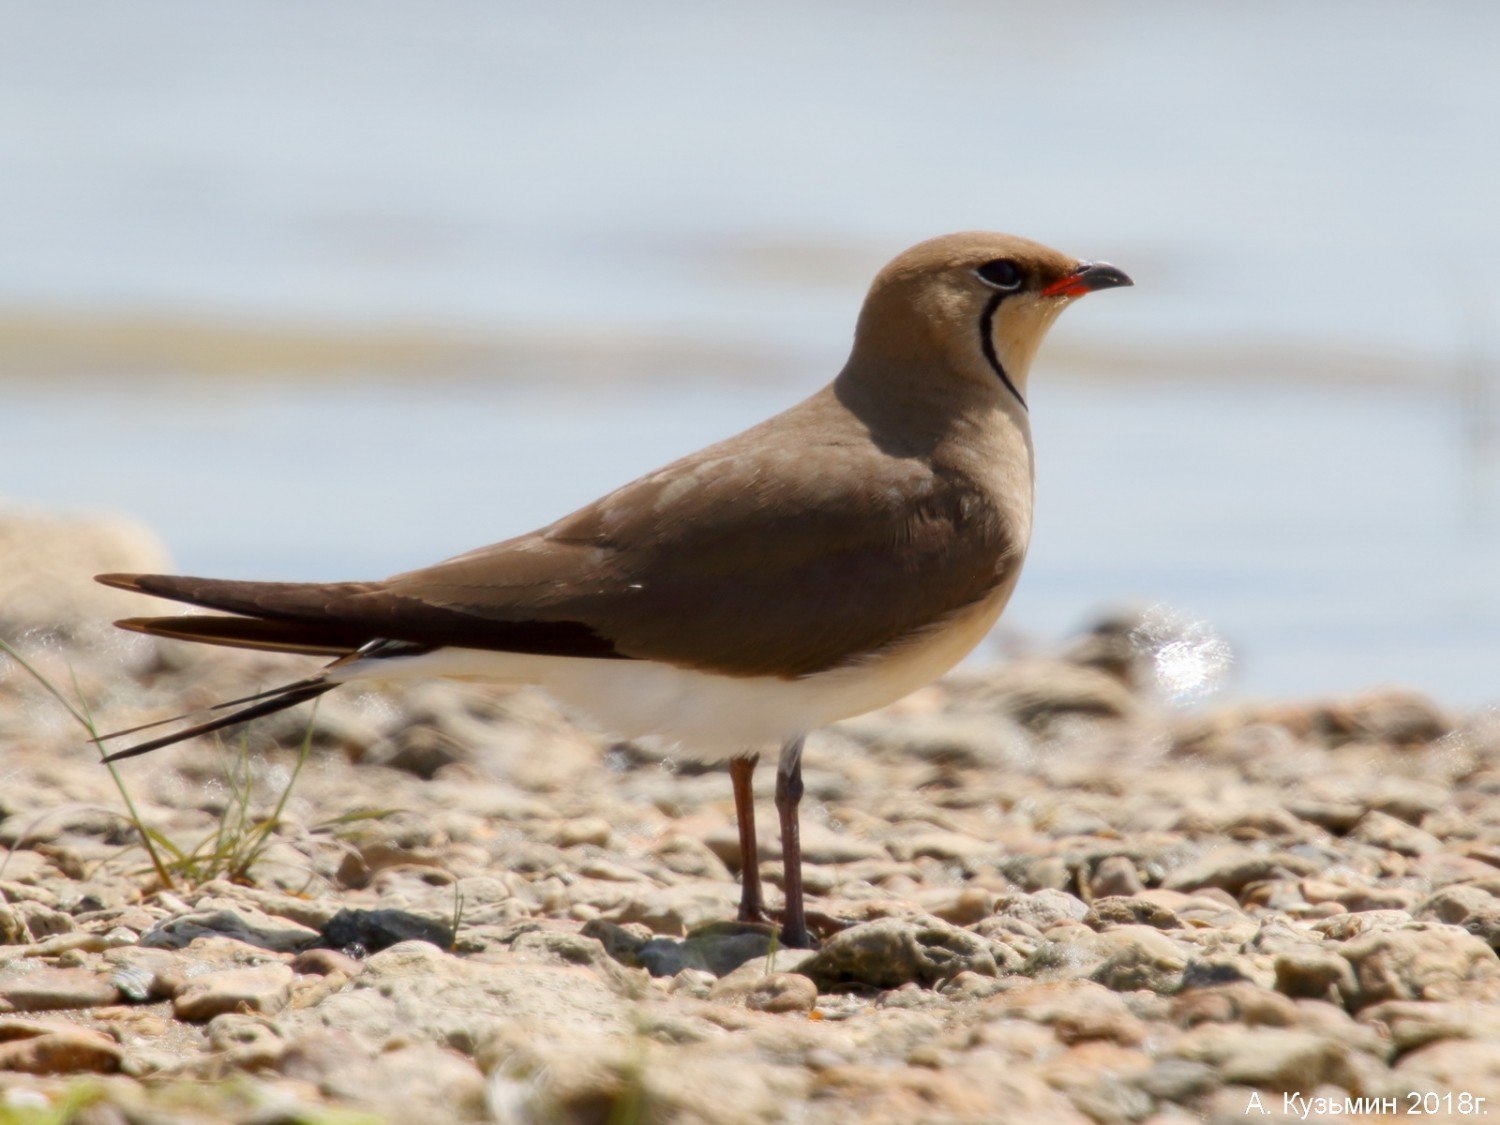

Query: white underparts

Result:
[329,578,1018,762]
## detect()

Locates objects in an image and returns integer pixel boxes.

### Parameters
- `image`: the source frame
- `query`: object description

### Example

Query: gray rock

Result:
[570,917,644,963]
[140,907,318,954]
[636,924,776,978]
[802,917,999,990]
[320,907,454,955]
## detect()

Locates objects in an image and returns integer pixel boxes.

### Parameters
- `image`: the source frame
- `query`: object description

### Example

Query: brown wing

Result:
[101,395,1021,679]
[379,436,1019,677]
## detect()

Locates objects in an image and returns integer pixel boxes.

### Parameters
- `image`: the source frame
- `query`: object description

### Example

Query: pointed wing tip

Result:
[97,573,148,592]
[98,745,142,764]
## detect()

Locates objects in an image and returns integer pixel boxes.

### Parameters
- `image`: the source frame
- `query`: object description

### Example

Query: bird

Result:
[93,231,1130,947]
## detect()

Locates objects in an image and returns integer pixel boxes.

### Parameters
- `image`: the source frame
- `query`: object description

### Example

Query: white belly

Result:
[333,582,1015,761]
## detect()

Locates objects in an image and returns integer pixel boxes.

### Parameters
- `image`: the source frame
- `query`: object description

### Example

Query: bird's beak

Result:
[1041,261,1133,298]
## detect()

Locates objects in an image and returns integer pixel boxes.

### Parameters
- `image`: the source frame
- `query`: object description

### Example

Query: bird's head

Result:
[847,231,1131,412]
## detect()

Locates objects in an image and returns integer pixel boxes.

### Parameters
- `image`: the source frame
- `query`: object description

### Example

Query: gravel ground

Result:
[2,516,1500,1123]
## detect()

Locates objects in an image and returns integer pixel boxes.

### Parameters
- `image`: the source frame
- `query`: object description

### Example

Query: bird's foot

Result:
[759,908,852,950]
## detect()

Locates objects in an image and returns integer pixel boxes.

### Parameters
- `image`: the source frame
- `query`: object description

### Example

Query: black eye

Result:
[975,258,1024,291]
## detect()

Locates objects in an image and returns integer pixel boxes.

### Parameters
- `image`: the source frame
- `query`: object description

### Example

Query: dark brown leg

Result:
[729,754,765,923]
[774,735,810,948]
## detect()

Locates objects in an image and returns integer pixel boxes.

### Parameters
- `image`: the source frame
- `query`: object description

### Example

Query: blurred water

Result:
[3,3,1499,707]
[8,372,1498,707]
[3,2,1499,358]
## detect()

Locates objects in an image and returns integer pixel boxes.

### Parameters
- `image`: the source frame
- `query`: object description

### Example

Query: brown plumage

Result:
[94,231,1132,945]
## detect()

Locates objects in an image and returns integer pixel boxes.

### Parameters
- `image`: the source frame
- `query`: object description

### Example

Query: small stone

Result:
[1084,897,1179,931]
[1348,810,1441,856]
[1171,982,1299,1028]
[1173,1025,1357,1092]
[651,836,731,880]
[1089,857,1145,898]
[637,924,775,978]
[1312,910,1417,941]
[939,970,1009,1001]
[1356,999,1500,1053]
[803,917,999,990]
[886,830,993,863]
[319,907,453,956]
[1341,688,1451,747]
[668,968,716,998]
[140,907,318,953]
[553,817,612,848]
[1274,947,1359,1003]
[1162,846,1320,896]
[1013,856,1073,892]
[173,963,295,1021]
[0,967,121,1013]
[986,980,1148,1046]
[1178,956,1267,991]
[1088,926,1189,993]
[1395,1038,1500,1099]
[1415,885,1500,949]
[1340,925,1500,1009]
[0,1020,122,1074]
[290,948,364,978]
[206,1012,284,1070]
[579,919,652,967]
[602,885,738,936]
[930,888,998,927]
[744,972,818,1013]
[995,890,1090,932]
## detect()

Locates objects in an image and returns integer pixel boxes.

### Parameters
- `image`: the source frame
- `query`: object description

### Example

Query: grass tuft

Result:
[0,637,320,891]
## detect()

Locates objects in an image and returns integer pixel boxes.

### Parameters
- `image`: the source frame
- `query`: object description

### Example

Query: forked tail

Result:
[94,677,335,762]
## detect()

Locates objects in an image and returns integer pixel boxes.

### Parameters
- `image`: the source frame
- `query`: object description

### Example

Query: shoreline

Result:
[0,306,1454,389]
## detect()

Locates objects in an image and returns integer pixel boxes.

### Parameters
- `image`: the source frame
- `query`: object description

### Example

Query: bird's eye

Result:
[975,259,1024,290]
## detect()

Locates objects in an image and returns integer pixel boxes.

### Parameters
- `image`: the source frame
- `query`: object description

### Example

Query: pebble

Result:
[172,963,295,1021]
[6,586,1500,1122]
[743,972,819,1013]
[1340,925,1500,1008]
[0,1019,123,1074]
[0,967,121,1013]
[803,917,1000,990]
